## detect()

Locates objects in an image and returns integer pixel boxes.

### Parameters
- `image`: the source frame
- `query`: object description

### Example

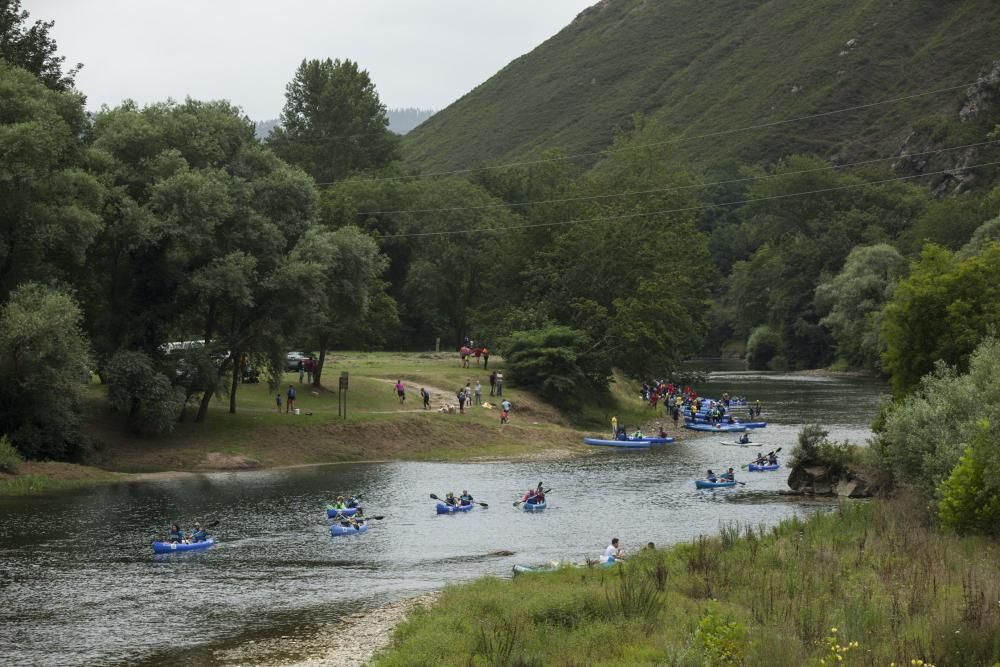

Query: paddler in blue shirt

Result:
[190,522,208,542]
[459,490,474,506]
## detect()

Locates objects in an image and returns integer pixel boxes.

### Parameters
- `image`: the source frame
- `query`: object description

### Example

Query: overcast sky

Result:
[33,0,596,120]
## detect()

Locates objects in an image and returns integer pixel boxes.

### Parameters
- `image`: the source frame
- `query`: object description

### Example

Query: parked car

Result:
[286,351,308,371]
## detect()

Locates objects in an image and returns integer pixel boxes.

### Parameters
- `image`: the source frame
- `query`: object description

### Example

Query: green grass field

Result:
[373,498,1000,666]
[74,351,667,475]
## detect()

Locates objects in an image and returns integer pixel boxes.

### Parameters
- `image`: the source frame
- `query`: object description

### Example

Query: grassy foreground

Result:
[2,352,662,493]
[373,499,1000,666]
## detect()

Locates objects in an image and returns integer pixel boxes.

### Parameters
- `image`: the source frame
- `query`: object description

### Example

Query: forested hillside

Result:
[403,0,1000,178]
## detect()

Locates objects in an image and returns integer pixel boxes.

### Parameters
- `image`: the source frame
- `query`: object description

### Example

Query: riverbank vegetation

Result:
[373,499,1000,666]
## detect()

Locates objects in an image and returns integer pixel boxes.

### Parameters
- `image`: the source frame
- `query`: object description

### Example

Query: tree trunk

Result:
[194,300,217,424]
[229,352,240,414]
[313,340,327,388]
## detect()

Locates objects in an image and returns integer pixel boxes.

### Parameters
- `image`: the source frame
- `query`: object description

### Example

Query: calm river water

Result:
[0,364,886,666]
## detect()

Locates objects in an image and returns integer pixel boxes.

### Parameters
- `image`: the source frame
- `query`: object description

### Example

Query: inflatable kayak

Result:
[152,538,215,554]
[748,463,780,471]
[522,500,546,511]
[695,479,739,489]
[330,522,368,536]
[646,436,675,444]
[720,441,759,447]
[684,422,747,433]
[743,422,768,429]
[325,507,360,519]
[583,437,651,448]
[436,502,475,514]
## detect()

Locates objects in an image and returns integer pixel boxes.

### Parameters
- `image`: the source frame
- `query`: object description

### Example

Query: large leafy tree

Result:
[0,0,80,91]
[268,58,399,184]
[0,283,92,460]
[814,243,906,371]
[882,242,1000,395]
[0,61,102,298]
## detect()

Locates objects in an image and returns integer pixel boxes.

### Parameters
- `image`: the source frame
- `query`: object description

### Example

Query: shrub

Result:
[745,325,781,370]
[105,351,185,435]
[937,420,1000,535]
[501,326,609,410]
[696,606,749,665]
[0,435,22,473]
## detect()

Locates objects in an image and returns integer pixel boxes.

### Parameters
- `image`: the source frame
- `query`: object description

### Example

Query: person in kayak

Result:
[723,468,736,481]
[523,483,545,504]
[768,452,778,465]
[330,496,348,510]
[444,492,459,507]
[339,508,366,529]
[345,495,360,509]
[738,433,751,444]
[168,524,184,543]
[753,453,766,466]
[632,428,643,440]
[706,469,717,482]
[657,423,668,438]
[190,522,208,543]
[603,538,625,563]
[459,490,474,506]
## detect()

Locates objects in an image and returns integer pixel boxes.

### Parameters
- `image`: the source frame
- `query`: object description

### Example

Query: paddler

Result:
[459,490,474,506]
[168,523,184,543]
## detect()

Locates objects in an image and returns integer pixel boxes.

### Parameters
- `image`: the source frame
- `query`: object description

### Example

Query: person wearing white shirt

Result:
[603,537,624,563]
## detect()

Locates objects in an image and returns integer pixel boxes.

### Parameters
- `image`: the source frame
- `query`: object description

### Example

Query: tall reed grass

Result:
[373,498,1000,666]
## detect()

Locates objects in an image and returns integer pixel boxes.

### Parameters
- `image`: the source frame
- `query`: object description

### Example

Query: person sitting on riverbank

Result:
[459,490,474,506]
[168,524,184,543]
[706,469,717,482]
[603,537,625,563]
[444,492,459,507]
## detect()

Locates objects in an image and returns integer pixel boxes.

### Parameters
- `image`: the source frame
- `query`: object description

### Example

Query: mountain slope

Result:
[403,0,1000,174]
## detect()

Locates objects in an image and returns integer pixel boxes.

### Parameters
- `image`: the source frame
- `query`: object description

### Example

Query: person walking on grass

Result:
[286,385,296,413]
[482,345,489,370]
[420,387,430,410]
[276,393,282,413]
[500,409,508,424]
[474,380,482,405]
[395,380,406,404]
[495,371,504,396]
[457,386,467,414]
[489,370,497,396]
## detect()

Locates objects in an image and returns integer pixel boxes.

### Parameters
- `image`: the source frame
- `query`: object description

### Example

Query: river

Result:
[0,364,886,666]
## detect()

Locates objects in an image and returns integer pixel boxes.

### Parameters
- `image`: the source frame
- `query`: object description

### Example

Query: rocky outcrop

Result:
[784,464,874,498]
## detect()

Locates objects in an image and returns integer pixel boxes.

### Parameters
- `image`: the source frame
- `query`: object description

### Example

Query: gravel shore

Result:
[213,593,439,667]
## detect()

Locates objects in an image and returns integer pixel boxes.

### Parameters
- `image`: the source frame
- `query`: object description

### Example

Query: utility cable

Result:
[355,139,1000,216]
[334,81,977,184]
[375,160,1000,239]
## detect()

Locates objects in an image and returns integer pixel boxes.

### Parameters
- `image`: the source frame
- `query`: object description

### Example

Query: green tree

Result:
[815,243,906,371]
[881,243,1000,395]
[0,283,92,460]
[104,350,185,435]
[0,0,80,90]
[268,58,399,184]
[0,61,102,298]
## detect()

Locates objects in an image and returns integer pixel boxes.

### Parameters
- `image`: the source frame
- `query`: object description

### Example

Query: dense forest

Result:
[1,0,999,483]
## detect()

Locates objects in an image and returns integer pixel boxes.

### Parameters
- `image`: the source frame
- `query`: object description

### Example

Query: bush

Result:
[0,435,22,473]
[105,351,185,435]
[745,325,781,370]
[501,326,609,410]
[937,420,1000,535]
[789,425,867,476]
[873,338,1000,497]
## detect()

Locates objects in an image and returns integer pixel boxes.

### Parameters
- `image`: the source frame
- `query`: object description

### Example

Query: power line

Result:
[341,81,977,184]
[376,160,1000,239]
[356,139,1000,216]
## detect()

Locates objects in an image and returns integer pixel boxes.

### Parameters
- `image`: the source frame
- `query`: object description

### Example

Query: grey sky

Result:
[33,0,596,120]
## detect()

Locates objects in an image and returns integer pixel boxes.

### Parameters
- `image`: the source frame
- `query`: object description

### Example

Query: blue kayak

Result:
[436,502,475,514]
[583,437,651,448]
[695,479,738,489]
[646,436,675,444]
[743,422,768,429]
[684,422,747,433]
[325,507,360,518]
[152,538,215,554]
[330,522,368,536]
[522,500,546,511]
[748,463,780,471]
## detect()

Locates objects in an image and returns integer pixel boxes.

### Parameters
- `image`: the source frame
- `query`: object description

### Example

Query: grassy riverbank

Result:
[2,352,667,493]
[372,498,1000,666]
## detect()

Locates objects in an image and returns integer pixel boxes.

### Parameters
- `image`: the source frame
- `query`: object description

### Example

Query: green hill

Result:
[403,0,1000,174]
